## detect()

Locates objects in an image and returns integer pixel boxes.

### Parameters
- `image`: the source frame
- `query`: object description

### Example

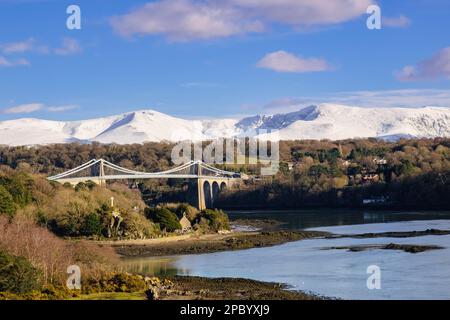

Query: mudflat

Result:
[109,230,329,257]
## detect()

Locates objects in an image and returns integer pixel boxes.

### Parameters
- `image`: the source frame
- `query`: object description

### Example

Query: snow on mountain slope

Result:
[91,110,204,144]
[0,118,69,146]
[1,104,449,146]
[256,104,450,141]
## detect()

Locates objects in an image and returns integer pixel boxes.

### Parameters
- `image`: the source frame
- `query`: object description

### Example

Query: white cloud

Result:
[256,51,331,73]
[1,103,43,114]
[0,38,81,56]
[0,56,30,67]
[111,0,264,41]
[0,38,49,54]
[0,38,81,68]
[396,47,450,81]
[54,38,82,56]
[262,89,450,113]
[383,15,411,28]
[1,103,79,114]
[1,38,34,54]
[111,0,374,41]
[229,0,373,26]
[46,105,79,112]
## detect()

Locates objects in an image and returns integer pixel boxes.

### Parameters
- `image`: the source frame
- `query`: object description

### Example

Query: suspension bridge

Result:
[47,159,244,210]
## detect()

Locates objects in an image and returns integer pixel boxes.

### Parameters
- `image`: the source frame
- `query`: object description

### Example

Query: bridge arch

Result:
[203,181,212,209]
[211,181,220,207]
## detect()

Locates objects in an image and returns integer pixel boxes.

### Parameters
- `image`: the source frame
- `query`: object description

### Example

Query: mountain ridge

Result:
[1,104,450,146]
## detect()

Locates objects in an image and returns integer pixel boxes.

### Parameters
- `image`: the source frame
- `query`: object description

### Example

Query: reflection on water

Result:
[227,209,450,230]
[120,257,182,277]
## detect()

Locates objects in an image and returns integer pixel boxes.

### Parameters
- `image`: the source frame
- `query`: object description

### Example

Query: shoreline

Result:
[109,230,328,257]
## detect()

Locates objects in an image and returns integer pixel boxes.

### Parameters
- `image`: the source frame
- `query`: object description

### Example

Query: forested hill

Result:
[1,138,450,209]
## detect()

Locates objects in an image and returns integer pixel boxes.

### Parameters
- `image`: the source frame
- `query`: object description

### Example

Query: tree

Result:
[0,186,15,218]
[7,173,33,207]
[175,203,199,221]
[145,207,181,232]
[0,250,42,294]
[80,213,102,236]
[199,209,230,232]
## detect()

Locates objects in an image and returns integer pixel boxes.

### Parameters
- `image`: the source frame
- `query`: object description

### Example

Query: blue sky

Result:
[0,0,449,121]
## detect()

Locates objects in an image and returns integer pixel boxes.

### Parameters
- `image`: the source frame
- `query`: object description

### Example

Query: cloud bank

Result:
[111,0,373,41]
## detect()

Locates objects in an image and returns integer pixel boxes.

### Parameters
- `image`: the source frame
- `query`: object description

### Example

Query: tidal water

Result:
[122,210,450,300]
[227,209,450,230]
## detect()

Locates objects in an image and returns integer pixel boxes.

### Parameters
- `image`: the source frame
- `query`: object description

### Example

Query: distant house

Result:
[373,158,388,165]
[179,212,192,232]
[362,173,379,182]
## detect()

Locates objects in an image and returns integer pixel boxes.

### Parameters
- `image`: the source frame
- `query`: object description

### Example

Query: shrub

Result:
[74,182,86,192]
[145,207,181,232]
[0,186,15,218]
[82,272,149,294]
[0,250,42,294]
[121,212,160,239]
[175,203,199,221]
[74,181,96,192]
[197,209,230,232]
[0,173,33,207]
[0,284,81,300]
[80,213,102,236]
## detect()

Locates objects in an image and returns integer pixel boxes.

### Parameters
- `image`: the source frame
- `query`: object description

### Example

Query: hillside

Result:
[1,104,450,146]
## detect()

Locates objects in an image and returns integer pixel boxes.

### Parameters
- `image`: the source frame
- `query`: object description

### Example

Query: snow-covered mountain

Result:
[1,104,450,146]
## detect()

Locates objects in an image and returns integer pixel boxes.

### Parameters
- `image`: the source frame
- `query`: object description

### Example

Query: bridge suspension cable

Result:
[47,158,240,183]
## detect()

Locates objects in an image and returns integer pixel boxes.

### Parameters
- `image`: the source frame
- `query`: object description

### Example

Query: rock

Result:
[145,287,159,300]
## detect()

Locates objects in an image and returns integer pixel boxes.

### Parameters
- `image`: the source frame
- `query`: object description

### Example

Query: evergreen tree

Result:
[0,185,15,218]
[145,207,181,232]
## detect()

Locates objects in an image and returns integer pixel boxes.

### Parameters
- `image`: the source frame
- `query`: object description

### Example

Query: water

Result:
[228,209,450,230]
[122,210,450,300]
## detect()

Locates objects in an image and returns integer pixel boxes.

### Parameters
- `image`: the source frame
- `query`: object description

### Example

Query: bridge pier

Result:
[196,178,230,210]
